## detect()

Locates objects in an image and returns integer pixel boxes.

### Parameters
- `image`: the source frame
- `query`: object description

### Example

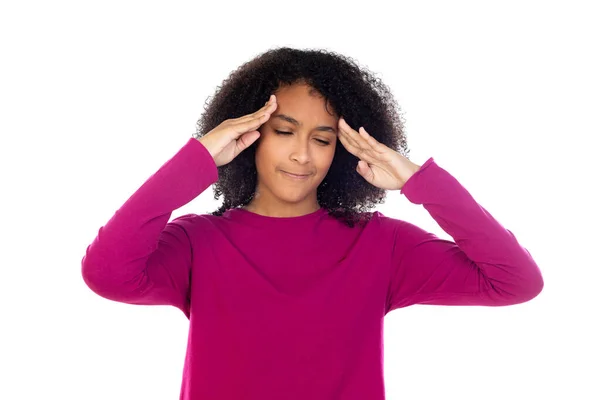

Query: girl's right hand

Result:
[197,94,277,167]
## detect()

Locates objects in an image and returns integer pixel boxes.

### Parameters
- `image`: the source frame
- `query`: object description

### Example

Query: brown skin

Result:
[242,83,339,217]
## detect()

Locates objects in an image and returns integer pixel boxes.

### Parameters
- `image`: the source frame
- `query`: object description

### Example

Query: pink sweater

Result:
[81,137,543,399]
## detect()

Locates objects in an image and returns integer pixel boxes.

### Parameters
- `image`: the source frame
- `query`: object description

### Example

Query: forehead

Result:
[273,83,338,122]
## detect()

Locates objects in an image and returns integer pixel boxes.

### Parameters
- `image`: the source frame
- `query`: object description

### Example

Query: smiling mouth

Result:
[281,171,311,179]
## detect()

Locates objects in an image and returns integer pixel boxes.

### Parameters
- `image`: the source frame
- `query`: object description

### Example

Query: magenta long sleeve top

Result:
[81,137,544,399]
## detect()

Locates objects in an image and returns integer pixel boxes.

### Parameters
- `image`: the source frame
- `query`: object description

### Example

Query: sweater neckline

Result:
[226,207,328,226]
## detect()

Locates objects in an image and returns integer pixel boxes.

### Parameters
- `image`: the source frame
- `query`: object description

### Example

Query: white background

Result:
[1,0,598,399]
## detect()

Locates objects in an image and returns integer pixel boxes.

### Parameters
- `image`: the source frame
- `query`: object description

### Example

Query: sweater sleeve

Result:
[81,138,218,319]
[385,157,544,313]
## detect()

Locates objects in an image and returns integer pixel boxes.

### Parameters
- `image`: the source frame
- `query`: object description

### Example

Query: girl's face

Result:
[252,82,339,214]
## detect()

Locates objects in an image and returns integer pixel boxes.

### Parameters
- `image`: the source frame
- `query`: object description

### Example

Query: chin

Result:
[276,191,312,203]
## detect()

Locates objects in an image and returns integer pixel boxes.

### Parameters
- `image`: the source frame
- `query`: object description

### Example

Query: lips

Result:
[283,171,310,176]
[281,170,312,179]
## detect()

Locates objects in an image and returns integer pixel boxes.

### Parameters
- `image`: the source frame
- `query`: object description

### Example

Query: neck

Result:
[243,201,321,218]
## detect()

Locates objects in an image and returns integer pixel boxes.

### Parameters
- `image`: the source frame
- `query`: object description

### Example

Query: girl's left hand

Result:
[337,117,421,191]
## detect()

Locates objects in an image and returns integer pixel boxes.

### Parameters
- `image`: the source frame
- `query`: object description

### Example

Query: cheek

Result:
[254,139,279,174]
[253,145,266,175]
[324,144,337,162]
[316,148,336,174]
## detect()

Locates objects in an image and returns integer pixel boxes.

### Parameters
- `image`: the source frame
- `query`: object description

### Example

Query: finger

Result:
[235,101,276,127]
[357,126,387,154]
[232,95,277,123]
[338,129,370,161]
[234,130,261,156]
[338,121,374,160]
[339,118,385,155]
[356,160,375,182]
[231,113,270,137]
[255,95,277,116]
[337,130,357,154]
[339,126,361,149]
[339,118,370,149]
[228,107,273,138]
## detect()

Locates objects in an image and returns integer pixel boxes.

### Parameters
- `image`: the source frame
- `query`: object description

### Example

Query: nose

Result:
[290,139,311,164]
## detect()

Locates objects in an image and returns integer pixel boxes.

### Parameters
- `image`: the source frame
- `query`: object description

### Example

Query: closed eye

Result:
[274,130,330,146]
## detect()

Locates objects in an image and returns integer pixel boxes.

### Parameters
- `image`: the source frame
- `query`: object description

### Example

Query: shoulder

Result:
[168,212,229,233]
[369,211,430,242]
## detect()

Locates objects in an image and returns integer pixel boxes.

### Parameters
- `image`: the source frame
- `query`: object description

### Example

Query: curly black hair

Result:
[195,46,410,228]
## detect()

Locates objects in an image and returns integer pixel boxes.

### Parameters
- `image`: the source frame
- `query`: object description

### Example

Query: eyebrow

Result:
[272,113,337,133]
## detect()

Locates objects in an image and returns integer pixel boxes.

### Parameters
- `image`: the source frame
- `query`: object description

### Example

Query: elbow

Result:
[522,261,545,302]
[81,255,121,300]
[488,267,544,306]
[506,269,545,306]
[525,272,544,302]
[81,255,146,302]
[81,257,108,297]
[80,248,106,292]
[518,246,544,303]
